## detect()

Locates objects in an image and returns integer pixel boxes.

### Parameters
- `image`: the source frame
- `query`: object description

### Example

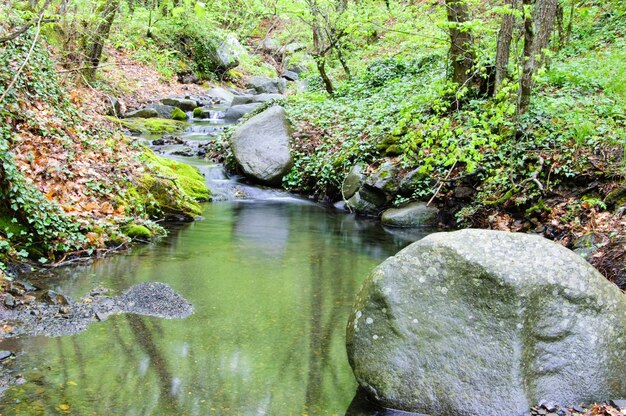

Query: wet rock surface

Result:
[1,282,193,338]
[347,229,626,416]
[229,105,293,185]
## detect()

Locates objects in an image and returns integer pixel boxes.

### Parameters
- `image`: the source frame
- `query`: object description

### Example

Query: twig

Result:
[427,161,457,206]
[0,18,57,44]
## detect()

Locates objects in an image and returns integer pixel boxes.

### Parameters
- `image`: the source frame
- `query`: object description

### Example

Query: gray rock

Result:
[207,87,235,105]
[399,168,427,194]
[145,103,176,118]
[381,202,438,227]
[282,70,299,81]
[124,107,159,118]
[284,42,307,54]
[245,76,287,94]
[260,37,281,52]
[346,186,387,215]
[454,186,475,199]
[106,98,123,117]
[342,164,366,200]
[251,93,285,103]
[366,162,399,193]
[0,351,14,361]
[347,229,626,416]
[212,34,245,71]
[229,105,293,185]
[3,294,15,308]
[161,98,198,111]
[224,103,262,121]
[231,95,254,106]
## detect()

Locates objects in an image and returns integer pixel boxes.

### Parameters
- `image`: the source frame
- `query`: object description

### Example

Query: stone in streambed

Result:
[229,105,293,186]
[342,164,366,200]
[381,202,438,227]
[145,103,176,118]
[224,103,262,121]
[124,107,159,118]
[161,98,198,112]
[347,229,626,416]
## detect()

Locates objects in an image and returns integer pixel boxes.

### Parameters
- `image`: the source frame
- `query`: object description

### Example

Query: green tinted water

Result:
[0,200,429,415]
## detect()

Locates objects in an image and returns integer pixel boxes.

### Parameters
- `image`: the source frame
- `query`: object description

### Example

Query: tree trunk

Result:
[84,0,121,82]
[518,0,535,114]
[533,0,558,67]
[312,25,334,94]
[445,0,474,86]
[494,0,517,93]
[565,0,575,44]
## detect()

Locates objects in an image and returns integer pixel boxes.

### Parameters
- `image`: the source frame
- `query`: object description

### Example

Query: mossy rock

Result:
[123,224,152,240]
[111,117,188,135]
[171,107,188,121]
[192,107,203,118]
[137,148,210,219]
[605,185,626,207]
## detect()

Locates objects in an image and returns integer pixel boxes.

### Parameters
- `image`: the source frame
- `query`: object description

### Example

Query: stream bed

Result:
[0,109,432,415]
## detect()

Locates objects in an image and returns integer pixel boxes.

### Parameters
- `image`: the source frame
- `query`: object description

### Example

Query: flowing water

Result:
[0,108,433,415]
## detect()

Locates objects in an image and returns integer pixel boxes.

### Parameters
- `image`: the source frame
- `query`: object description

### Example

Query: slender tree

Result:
[518,0,535,114]
[84,0,121,81]
[494,0,518,93]
[445,0,474,87]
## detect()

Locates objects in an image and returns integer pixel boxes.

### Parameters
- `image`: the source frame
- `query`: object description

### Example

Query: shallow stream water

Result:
[0,109,432,415]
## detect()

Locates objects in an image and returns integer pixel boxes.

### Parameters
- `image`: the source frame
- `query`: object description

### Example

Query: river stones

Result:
[347,229,626,416]
[229,105,293,185]
[381,202,438,227]
[224,103,262,120]
[245,76,287,94]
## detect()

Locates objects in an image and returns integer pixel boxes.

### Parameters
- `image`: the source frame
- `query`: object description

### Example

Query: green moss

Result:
[193,107,203,117]
[136,147,211,219]
[124,224,152,239]
[110,116,188,135]
[171,107,188,121]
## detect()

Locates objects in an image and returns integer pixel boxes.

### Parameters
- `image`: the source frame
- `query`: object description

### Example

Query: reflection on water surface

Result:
[0,200,431,415]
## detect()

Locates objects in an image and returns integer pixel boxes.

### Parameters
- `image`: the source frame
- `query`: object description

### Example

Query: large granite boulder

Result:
[229,105,293,185]
[347,229,626,416]
[212,34,245,71]
[207,87,235,105]
[381,202,438,227]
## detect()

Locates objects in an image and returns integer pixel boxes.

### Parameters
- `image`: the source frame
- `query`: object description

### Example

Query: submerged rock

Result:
[347,229,626,416]
[381,202,438,227]
[229,105,293,185]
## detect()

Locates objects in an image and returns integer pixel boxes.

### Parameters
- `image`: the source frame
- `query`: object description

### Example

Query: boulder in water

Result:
[224,103,262,121]
[229,105,293,185]
[145,103,176,119]
[124,107,159,118]
[342,164,366,200]
[381,202,438,227]
[207,87,235,105]
[161,97,198,111]
[347,229,626,416]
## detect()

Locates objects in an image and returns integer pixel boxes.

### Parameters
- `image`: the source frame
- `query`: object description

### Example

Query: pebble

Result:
[3,294,15,308]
